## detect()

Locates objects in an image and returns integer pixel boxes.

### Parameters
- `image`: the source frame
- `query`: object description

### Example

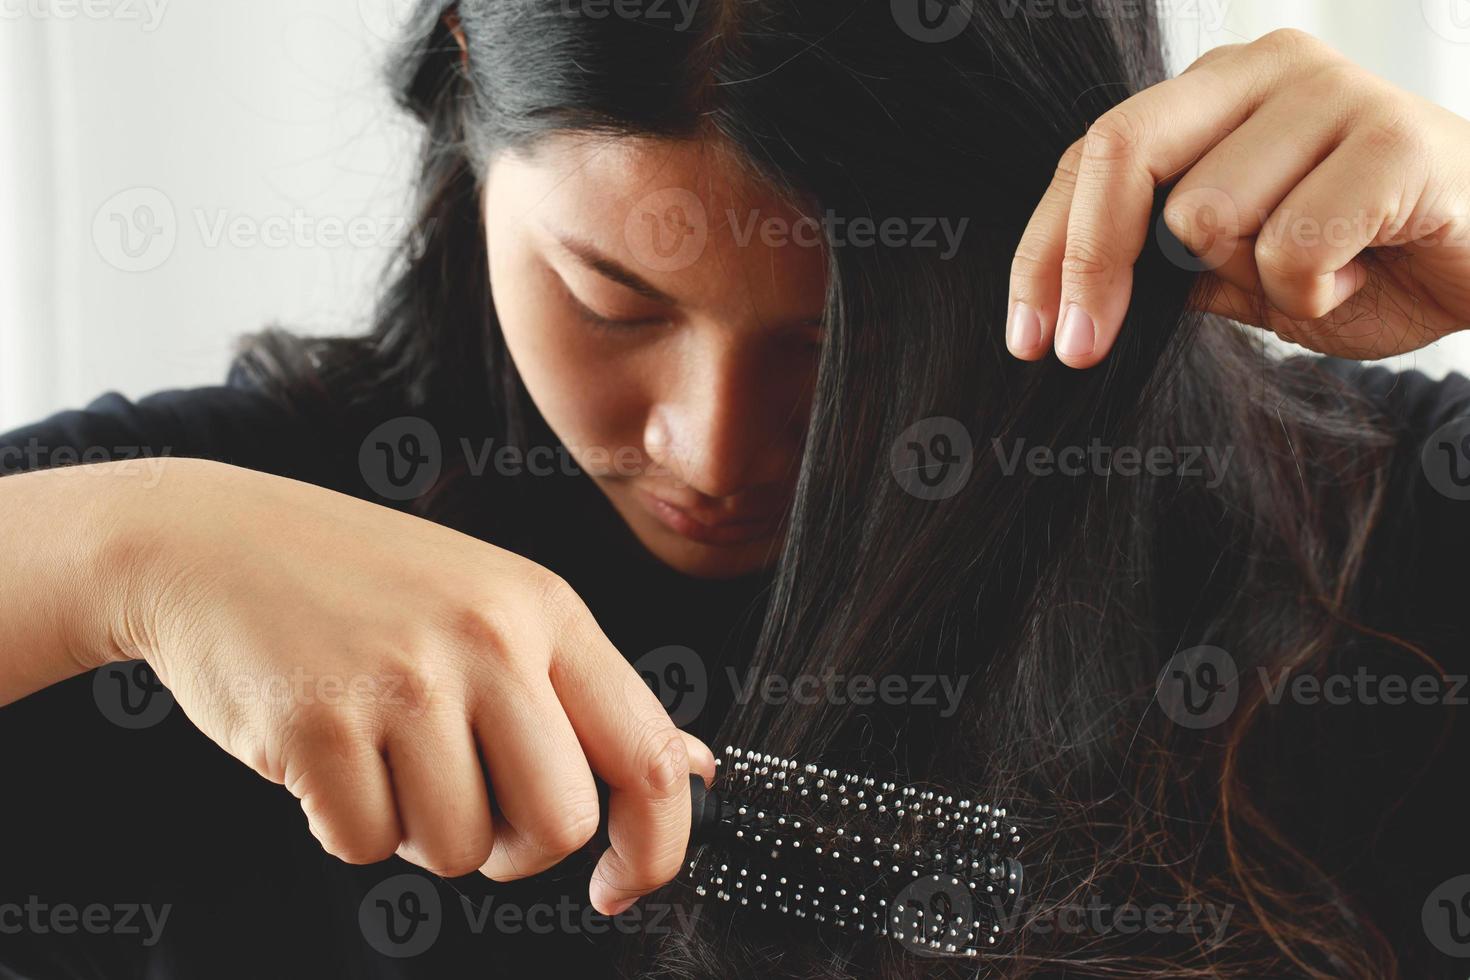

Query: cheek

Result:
[488,238,648,456]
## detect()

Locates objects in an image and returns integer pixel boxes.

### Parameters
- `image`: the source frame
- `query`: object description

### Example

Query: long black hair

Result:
[234,1,1431,975]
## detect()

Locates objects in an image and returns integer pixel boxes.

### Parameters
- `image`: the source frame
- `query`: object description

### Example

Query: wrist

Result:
[80,456,192,672]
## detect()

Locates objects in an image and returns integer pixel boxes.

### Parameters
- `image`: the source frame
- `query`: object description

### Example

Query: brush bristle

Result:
[685,745,1024,958]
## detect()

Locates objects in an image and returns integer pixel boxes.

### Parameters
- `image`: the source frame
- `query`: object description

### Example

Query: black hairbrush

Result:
[680,745,1025,958]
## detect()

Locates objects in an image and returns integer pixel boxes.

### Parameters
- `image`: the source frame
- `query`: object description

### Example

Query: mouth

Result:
[635,488,784,547]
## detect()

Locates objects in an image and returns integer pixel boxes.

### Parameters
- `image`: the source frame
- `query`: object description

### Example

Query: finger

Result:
[1007,138,1083,359]
[1193,268,1334,352]
[1051,31,1324,368]
[286,717,403,866]
[474,675,600,882]
[548,616,692,915]
[1178,42,1245,76]
[385,707,496,879]
[680,731,716,784]
[1253,124,1422,333]
[1164,80,1349,270]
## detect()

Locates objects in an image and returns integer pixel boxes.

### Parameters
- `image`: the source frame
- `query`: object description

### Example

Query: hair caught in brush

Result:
[232,1,1428,976]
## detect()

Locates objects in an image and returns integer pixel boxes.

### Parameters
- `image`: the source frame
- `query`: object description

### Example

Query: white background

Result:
[3,0,1470,429]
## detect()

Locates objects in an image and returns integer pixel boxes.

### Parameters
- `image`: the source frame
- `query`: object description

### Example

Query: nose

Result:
[642,335,791,500]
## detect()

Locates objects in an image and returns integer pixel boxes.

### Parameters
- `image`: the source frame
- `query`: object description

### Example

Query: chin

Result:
[640,532,781,580]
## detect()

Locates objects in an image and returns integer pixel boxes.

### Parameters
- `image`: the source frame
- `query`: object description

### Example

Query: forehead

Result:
[489,131,828,320]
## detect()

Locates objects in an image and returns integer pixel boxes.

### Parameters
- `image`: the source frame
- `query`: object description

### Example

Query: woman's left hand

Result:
[1005,28,1470,366]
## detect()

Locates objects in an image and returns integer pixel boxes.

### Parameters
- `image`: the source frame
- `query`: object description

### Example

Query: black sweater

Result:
[1,356,1468,978]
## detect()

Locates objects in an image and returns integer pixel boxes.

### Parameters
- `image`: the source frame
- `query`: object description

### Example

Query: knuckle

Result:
[282,704,362,763]
[1009,240,1059,284]
[1053,138,1086,183]
[1185,42,1243,73]
[634,725,689,796]
[1060,236,1115,283]
[304,804,398,864]
[422,842,493,879]
[527,566,586,637]
[534,804,600,857]
[443,602,532,680]
[1255,27,1325,59]
[1082,110,1143,164]
[333,835,399,867]
[529,564,573,617]
[1359,112,1423,161]
[1252,236,1307,283]
[445,601,516,655]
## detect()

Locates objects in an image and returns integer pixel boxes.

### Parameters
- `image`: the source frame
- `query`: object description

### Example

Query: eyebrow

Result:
[550,232,678,306]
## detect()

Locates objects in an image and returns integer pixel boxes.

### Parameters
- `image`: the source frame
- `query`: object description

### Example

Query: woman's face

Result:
[483,133,828,579]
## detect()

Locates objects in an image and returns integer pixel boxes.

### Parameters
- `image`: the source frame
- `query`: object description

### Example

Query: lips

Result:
[636,488,783,546]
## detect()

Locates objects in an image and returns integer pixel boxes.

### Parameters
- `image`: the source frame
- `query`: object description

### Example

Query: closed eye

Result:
[560,279,671,331]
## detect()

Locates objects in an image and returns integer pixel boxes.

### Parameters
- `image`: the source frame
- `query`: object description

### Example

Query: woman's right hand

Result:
[102,456,712,915]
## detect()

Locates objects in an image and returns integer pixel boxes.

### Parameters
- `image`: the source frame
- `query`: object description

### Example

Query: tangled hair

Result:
[232,1,1436,975]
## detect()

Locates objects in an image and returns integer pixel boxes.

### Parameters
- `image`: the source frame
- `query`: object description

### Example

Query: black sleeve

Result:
[1296,355,1470,977]
[0,378,329,484]
[0,379,349,980]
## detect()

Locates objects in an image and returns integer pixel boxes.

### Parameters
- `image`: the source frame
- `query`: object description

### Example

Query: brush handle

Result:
[588,773,721,851]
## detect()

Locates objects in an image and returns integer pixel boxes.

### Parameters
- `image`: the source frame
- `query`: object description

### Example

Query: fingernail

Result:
[1333,264,1362,305]
[1056,304,1095,358]
[1007,302,1041,353]
[591,879,637,917]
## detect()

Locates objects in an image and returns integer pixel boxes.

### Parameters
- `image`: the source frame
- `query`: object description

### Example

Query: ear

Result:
[445,10,468,67]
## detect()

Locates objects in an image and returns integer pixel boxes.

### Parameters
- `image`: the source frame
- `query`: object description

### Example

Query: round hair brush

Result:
[681,745,1025,958]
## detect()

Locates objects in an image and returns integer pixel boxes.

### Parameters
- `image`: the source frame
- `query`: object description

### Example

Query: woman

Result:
[2,0,1468,976]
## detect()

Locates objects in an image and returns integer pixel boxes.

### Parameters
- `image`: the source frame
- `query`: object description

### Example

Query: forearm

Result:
[0,459,152,706]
